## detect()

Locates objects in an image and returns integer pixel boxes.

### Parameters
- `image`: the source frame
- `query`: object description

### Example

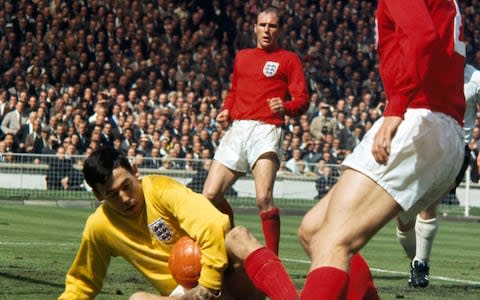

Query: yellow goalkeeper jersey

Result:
[59,175,230,299]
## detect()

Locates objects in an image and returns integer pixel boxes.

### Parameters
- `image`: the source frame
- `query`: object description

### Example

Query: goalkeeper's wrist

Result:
[205,287,221,299]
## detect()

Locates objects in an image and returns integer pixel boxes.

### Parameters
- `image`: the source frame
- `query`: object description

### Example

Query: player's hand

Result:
[372,116,402,165]
[216,109,230,127]
[268,97,285,115]
[181,285,221,300]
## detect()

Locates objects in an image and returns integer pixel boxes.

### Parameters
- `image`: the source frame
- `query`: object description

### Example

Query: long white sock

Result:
[414,215,439,263]
[396,225,416,259]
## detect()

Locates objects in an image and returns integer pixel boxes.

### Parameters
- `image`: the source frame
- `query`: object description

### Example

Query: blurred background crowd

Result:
[0,0,479,180]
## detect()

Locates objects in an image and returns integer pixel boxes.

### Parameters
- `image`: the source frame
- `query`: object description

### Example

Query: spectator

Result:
[137,134,152,156]
[0,141,7,163]
[314,165,337,200]
[310,103,336,140]
[2,133,19,155]
[146,147,162,169]
[45,146,75,190]
[0,0,476,185]
[42,134,58,156]
[286,148,309,175]
[1,100,25,135]
[159,156,173,171]
[22,117,42,155]
[302,140,323,168]
[187,159,212,193]
[16,110,37,142]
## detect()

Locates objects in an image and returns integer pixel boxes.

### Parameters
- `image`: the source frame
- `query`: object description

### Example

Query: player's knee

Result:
[255,193,272,210]
[297,223,311,251]
[226,226,263,261]
[128,292,149,300]
[396,216,415,232]
[301,225,360,257]
[297,215,318,250]
[202,187,220,204]
[225,226,250,252]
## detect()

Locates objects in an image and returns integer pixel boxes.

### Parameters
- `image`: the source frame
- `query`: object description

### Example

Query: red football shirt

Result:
[376,0,465,125]
[222,48,309,126]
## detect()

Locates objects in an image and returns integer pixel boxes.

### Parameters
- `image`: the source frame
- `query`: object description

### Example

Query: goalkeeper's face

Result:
[93,166,145,217]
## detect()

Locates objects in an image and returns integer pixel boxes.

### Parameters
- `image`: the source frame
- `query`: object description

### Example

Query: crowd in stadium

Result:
[0,0,479,178]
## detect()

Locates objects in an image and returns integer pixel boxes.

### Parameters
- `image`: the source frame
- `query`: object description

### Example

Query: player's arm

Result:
[282,53,310,117]
[220,56,239,114]
[380,0,439,117]
[216,59,237,126]
[182,285,222,299]
[463,68,478,143]
[161,180,230,293]
[58,228,111,299]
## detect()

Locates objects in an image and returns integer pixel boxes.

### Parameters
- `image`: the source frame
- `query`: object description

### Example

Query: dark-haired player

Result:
[58,147,261,300]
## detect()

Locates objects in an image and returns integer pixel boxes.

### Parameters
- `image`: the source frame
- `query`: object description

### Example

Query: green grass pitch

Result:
[0,204,479,299]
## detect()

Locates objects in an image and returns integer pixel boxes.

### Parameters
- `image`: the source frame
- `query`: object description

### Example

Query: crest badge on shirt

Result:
[149,218,174,242]
[263,61,279,77]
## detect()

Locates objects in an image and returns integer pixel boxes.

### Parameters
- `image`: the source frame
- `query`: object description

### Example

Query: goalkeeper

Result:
[58,147,262,300]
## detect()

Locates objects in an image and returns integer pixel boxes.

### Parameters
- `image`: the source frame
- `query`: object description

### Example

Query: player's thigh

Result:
[224,229,266,299]
[298,186,332,247]
[202,160,241,202]
[252,153,278,189]
[396,215,415,232]
[129,291,174,300]
[309,169,402,266]
[252,153,278,205]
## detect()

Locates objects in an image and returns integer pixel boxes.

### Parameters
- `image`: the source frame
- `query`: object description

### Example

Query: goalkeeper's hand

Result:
[181,285,221,300]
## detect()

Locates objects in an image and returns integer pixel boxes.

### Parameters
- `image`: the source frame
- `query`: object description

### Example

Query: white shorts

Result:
[214,120,283,173]
[342,109,465,222]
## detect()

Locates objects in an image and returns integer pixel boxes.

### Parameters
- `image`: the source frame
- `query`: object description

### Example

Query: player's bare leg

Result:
[396,217,416,260]
[252,152,281,254]
[397,199,440,288]
[202,160,242,226]
[299,169,400,298]
[129,292,177,300]
[298,186,332,258]
[299,173,380,299]
[226,226,293,300]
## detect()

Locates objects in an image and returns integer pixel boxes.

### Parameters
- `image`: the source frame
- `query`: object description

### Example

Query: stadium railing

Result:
[0,153,477,217]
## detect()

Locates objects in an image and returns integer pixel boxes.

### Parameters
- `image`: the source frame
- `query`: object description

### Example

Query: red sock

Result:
[260,207,280,254]
[347,254,379,300]
[218,197,234,227]
[244,247,299,300]
[301,267,349,300]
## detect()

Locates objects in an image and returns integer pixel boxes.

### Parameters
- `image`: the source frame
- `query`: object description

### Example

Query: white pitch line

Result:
[283,258,480,286]
[2,242,479,286]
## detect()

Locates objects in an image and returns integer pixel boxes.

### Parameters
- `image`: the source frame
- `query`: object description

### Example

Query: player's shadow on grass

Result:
[373,274,407,281]
[429,284,480,290]
[0,271,64,288]
[0,271,133,296]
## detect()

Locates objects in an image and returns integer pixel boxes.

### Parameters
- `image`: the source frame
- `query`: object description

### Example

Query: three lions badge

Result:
[263,61,279,77]
[149,218,174,242]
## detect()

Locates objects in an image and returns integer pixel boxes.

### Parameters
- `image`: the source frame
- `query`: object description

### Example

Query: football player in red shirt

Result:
[202,7,309,255]
[225,1,466,299]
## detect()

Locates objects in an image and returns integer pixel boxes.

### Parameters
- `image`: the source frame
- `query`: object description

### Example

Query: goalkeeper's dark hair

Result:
[83,146,134,192]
